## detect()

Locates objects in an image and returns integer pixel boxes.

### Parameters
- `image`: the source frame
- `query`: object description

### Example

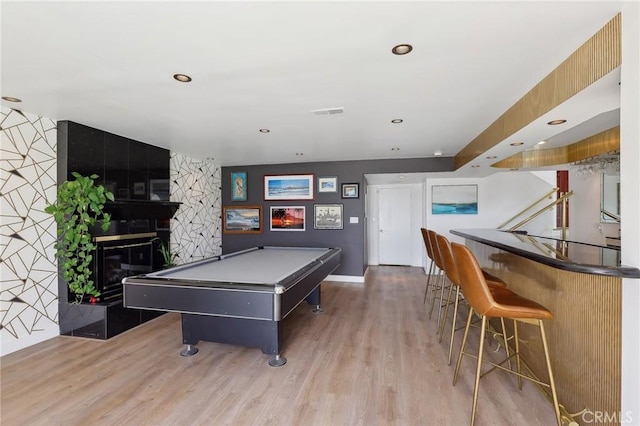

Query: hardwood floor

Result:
[1,266,557,426]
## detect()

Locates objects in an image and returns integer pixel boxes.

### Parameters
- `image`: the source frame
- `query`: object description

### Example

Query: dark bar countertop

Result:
[451,229,640,279]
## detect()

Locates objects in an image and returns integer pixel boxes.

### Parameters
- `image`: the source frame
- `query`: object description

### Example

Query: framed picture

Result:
[270,206,305,231]
[133,182,146,195]
[341,183,359,199]
[318,176,338,193]
[431,184,478,215]
[223,205,263,234]
[231,171,247,201]
[314,204,343,230]
[264,174,314,200]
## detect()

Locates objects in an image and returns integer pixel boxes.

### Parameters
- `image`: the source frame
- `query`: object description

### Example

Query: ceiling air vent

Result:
[312,107,345,116]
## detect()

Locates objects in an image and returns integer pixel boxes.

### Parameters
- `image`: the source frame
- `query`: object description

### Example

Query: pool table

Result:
[122,246,341,366]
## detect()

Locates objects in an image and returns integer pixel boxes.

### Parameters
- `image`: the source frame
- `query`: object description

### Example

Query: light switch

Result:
[349,217,359,224]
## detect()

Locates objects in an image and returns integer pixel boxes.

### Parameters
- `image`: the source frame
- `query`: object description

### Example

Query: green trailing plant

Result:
[152,238,178,268]
[45,172,114,303]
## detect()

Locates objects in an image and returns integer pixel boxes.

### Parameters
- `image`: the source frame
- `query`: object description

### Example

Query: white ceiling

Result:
[1,1,623,179]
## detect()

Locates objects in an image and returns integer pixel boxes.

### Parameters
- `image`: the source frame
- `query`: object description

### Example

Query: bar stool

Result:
[426,229,448,322]
[434,233,508,365]
[420,228,438,306]
[450,242,561,426]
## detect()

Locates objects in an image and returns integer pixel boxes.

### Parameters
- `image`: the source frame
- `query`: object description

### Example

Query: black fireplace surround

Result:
[56,120,180,339]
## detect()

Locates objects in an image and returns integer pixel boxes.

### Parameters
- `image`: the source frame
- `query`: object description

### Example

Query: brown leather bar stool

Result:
[420,228,438,306]
[451,242,561,426]
[434,233,508,365]
[426,229,448,322]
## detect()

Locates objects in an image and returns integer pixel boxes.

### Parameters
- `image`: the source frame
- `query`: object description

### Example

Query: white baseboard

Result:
[325,274,365,283]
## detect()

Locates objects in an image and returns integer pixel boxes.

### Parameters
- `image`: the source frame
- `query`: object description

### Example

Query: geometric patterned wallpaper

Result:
[0,107,59,356]
[169,152,222,263]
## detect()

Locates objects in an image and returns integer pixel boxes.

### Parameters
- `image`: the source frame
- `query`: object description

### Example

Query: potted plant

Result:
[45,172,114,303]
[152,237,179,268]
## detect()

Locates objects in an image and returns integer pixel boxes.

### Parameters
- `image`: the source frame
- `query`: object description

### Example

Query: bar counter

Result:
[450,228,640,278]
[450,228,639,424]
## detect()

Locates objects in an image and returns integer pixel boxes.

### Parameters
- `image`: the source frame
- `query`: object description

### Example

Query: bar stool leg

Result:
[435,274,449,327]
[428,270,443,319]
[539,320,562,426]
[514,320,522,390]
[470,315,488,426]
[423,260,435,304]
[453,307,475,386]
[499,318,512,371]
[438,281,455,341]
[447,285,461,365]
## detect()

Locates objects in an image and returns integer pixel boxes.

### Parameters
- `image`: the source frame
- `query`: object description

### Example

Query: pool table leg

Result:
[180,344,199,357]
[268,354,287,367]
[306,286,323,313]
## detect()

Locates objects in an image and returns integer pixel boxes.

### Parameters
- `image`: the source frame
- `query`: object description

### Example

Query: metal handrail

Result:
[508,191,574,232]
[497,188,559,230]
[601,209,621,222]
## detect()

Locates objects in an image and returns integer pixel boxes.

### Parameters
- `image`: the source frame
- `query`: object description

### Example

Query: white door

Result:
[378,187,412,265]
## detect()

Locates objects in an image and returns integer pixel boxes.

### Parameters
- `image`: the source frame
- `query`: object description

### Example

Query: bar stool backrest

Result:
[427,230,445,270]
[451,242,497,317]
[421,228,434,261]
[436,234,460,286]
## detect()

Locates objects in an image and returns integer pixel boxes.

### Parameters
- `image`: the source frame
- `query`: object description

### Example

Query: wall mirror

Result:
[601,173,621,223]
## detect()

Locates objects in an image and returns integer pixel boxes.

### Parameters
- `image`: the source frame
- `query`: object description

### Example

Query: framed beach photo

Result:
[317,176,338,193]
[223,205,263,234]
[314,204,343,230]
[264,174,314,200]
[231,171,247,201]
[341,183,359,199]
[431,184,478,215]
[270,206,306,231]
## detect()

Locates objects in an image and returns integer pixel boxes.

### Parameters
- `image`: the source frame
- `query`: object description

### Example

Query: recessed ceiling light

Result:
[509,142,524,146]
[486,155,497,159]
[2,96,22,102]
[173,74,192,82]
[259,129,270,133]
[399,175,405,180]
[391,147,400,151]
[537,140,547,145]
[392,44,413,55]
[547,119,566,125]
[391,119,403,124]
[471,165,480,168]
[434,150,443,156]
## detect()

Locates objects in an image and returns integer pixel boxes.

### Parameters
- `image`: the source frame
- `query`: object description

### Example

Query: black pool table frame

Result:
[123,246,341,366]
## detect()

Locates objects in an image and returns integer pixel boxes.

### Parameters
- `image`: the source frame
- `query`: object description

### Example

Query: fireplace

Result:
[94,232,160,302]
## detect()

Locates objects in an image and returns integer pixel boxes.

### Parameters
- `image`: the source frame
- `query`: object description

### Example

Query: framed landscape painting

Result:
[264,174,314,200]
[317,176,338,193]
[431,185,478,215]
[223,205,263,234]
[270,206,306,231]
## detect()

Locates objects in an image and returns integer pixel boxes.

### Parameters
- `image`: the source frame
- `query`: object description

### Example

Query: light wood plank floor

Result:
[1,266,557,425]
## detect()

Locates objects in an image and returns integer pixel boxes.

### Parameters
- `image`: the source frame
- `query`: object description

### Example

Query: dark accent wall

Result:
[222,157,455,276]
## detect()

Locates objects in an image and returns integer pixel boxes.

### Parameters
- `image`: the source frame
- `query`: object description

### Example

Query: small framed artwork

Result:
[341,183,359,199]
[223,205,263,234]
[270,206,306,231]
[133,182,146,195]
[264,174,314,201]
[318,176,338,193]
[231,171,247,201]
[314,204,343,230]
[431,184,478,215]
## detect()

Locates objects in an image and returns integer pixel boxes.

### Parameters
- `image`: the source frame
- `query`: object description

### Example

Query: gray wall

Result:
[222,157,454,276]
